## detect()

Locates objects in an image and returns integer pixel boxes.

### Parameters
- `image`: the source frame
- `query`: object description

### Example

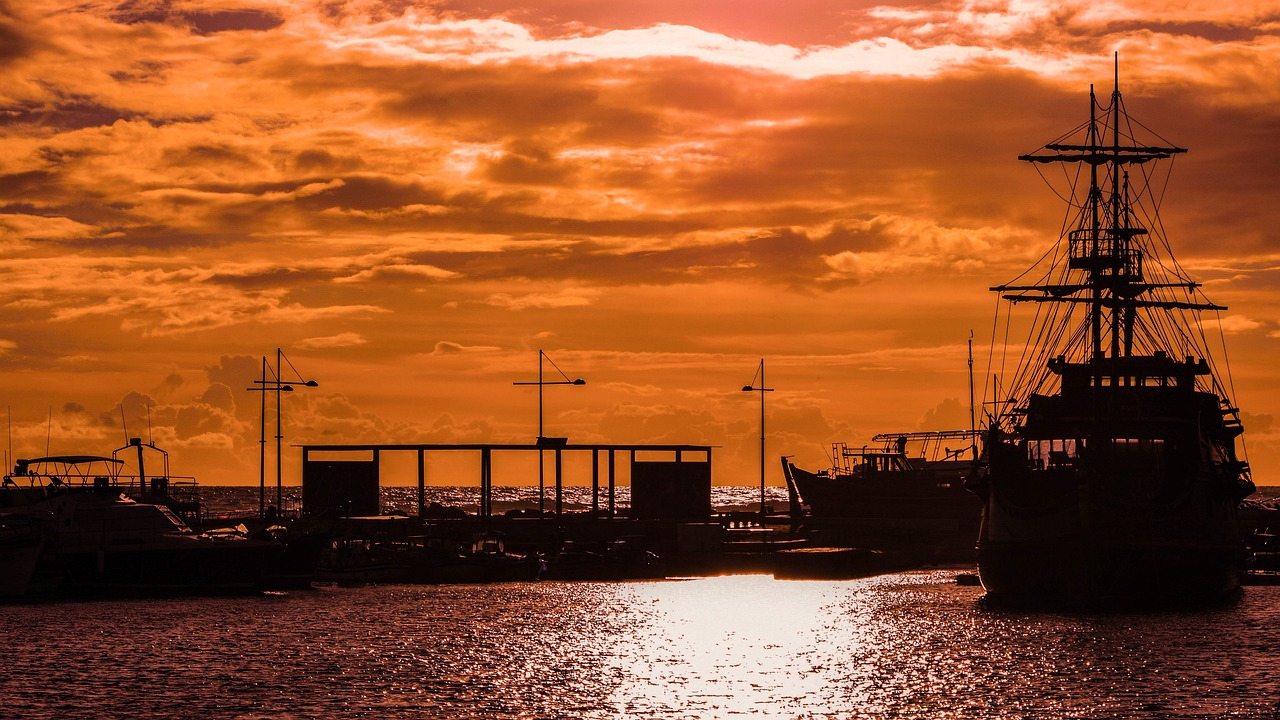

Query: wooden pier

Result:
[299,441,714,521]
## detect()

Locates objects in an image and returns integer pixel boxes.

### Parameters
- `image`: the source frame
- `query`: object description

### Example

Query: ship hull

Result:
[978,538,1244,607]
[0,517,49,597]
[48,540,296,597]
[790,466,979,523]
[788,464,981,555]
[975,452,1248,607]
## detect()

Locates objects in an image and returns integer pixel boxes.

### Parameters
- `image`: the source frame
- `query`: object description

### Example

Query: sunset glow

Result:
[3,0,1279,486]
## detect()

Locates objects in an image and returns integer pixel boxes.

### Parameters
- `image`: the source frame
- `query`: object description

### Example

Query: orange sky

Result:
[2,0,1279,487]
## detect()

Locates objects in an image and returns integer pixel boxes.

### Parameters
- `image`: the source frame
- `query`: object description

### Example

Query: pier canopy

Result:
[299,442,714,521]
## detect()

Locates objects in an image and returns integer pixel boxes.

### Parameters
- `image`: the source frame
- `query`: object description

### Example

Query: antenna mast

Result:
[968,330,976,451]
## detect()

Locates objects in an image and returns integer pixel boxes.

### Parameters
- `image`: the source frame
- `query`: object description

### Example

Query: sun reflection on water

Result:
[593,575,887,717]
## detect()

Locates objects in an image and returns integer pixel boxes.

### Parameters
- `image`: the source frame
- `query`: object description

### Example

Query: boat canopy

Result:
[22,455,122,465]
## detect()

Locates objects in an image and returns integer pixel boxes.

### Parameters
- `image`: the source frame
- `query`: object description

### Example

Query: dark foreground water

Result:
[2,571,1277,719]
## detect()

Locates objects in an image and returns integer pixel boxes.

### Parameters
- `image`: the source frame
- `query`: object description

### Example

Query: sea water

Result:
[5,486,1277,719]
[198,484,797,517]
[1,572,1277,719]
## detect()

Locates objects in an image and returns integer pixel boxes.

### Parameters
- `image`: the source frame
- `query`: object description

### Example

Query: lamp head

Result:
[572,378,586,385]
[304,380,319,387]
[282,385,294,392]
[742,385,755,392]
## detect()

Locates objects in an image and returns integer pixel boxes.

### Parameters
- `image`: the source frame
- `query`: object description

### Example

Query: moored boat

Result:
[0,512,52,597]
[783,430,981,553]
[423,531,540,583]
[542,538,664,581]
[969,61,1255,607]
[1,447,312,597]
[315,519,548,585]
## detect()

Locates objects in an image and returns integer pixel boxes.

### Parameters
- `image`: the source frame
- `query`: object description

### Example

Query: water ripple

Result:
[2,572,1277,719]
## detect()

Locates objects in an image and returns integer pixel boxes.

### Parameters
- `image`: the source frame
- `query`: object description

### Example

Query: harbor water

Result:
[2,571,1277,719]
[198,484,797,518]
[5,486,1277,718]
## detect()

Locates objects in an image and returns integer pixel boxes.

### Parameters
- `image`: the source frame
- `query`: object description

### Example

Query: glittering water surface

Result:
[200,484,794,517]
[3,572,1277,719]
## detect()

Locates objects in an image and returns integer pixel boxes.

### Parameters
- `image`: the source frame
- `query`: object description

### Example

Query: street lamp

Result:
[513,349,585,515]
[741,358,773,522]
[247,348,318,519]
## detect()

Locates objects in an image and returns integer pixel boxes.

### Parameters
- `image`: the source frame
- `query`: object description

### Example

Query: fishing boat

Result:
[783,430,982,552]
[969,62,1256,606]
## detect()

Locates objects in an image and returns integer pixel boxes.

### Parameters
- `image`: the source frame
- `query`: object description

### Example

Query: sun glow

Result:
[602,575,871,714]
[0,0,1277,486]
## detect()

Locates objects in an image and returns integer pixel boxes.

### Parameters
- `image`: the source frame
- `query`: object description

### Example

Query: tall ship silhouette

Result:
[969,62,1256,605]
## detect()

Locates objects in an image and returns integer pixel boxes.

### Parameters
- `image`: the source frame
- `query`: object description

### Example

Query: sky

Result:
[2,0,1279,489]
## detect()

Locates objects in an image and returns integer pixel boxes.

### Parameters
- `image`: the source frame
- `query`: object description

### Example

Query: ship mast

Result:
[992,56,1223,373]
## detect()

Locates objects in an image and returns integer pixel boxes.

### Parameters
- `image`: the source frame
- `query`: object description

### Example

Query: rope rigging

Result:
[985,73,1241,432]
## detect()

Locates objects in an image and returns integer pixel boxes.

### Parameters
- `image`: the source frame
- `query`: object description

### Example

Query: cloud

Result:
[423,412,497,443]
[1214,315,1264,334]
[296,333,369,349]
[918,397,973,431]
[0,213,103,242]
[430,341,501,355]
[153,372,184,397]
[334,263,460,283]
[3,0,1280,486]
[482,288,600,310]
[599,382,665,397]
[1240,411,1273,434]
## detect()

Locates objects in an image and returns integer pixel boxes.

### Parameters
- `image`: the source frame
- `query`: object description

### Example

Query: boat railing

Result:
[832,442,852,473]
[870,430,979,462]
[1067,228,1145,277]
[13,471,199,496]
[3,469,204,526]
[830,443,908,474]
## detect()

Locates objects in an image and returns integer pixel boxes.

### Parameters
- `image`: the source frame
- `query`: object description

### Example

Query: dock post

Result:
[417,449,425,517]
[555,447,563,516]
[591,448,600,519]
[373,449,381,515]
[480,447,492,519]
[608,450,616,518]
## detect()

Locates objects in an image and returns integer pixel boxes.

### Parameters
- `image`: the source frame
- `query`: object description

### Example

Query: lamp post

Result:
[513,349,585,516]
[742,358,773,522]
[248,348,318,519]
[255,356,271,519]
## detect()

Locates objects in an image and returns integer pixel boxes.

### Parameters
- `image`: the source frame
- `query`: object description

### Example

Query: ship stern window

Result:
[1027,438,1083,469]
[1105,438,1167,499]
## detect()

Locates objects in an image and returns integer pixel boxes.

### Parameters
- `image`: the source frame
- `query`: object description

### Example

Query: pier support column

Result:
[417,449,425,517]
[480,447,492,519]
[592,448,600,520]
[555,448,563,517]
[608,450,616,519]
[373,449,381,514]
